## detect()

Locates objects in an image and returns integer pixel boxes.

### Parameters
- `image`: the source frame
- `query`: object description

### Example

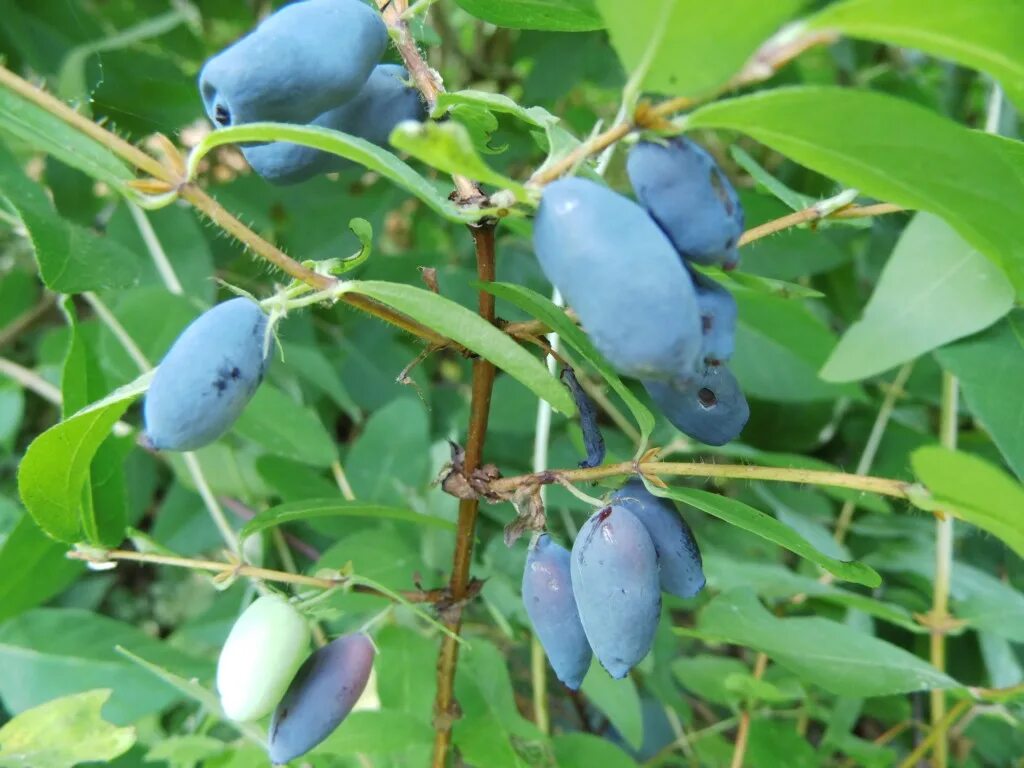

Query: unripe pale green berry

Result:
[216,594,310,722]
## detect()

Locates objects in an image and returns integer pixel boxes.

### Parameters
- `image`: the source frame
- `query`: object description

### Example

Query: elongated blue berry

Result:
[522,534,592,690]
[144,298,269,451]
[691,270,737,364]
[216,595,310,722]
[570,506,660,679]
[268,632,375,764]
[627,137,744,269]
[532,178,702,380]
[561,367,605,468]
[611,479,705,599]
[643,364,749,446]
[243,64,426,184]
[199,0,387,128]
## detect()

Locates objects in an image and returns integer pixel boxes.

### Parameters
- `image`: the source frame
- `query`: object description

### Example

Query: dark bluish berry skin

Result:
[268,632,374,764]
[643,364,749,447]
[690,270,737,364]
[144,298,269,451]
[243,64,426,185]
[560,367,605,469]
[199,0,387,128]
[627,137,744,269]
[532,178,703,380]
[522,534,593,690]
[570,505,661,679]
[611,478,705,599]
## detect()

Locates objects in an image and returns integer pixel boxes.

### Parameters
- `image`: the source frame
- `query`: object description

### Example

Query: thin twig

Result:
[488,460,911,500]
[898,699,971,768]
[729,652,769,768]
[0,356,62,404]
[0,295,56,350]
[738,202,904,246]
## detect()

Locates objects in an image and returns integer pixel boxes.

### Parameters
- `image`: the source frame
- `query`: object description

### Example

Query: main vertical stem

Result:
[929,371,958,768]
[431,221,498,767]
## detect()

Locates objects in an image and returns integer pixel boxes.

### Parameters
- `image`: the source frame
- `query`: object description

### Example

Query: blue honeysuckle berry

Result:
[643,363,749,447]
[144,297,270,451]
[198,0,388,129]
[570,505,661,679]
[532,178,703,381]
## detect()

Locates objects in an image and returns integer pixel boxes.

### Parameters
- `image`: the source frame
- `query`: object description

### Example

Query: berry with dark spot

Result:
[690,270,737,364]
[522,534,592,690]
[643,364,749,446]
[570,505,660,679]
[627,137,744,269]
[532,178,702,380]
[611,479,705,599]
[144,298,270,451]
[198,0,387,129]
[268,632,375,764]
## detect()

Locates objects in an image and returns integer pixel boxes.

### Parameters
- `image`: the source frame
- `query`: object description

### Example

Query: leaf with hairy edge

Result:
[911,447,1024,557]
[433,91,557,129]
[239,499,455,544]
[347,281,576,415]
[686,87,1024,297]
[480,281,655,444]
[649,484,881,586]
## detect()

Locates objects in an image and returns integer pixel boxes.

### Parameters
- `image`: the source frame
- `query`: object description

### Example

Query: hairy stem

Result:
[431,221,498,767]
[489,460,911,500]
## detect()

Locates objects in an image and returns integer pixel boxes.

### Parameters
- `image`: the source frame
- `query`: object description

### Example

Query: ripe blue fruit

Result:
[611,478,705,599]
[691,270,737,364]
[199,0,387,128]
[560,367,605,468]
[643,364,749,446]
[522,534,593,690]
[268,632,375,764]
[627,137,744,269]
[570,505,661,679]
[532,178,703,380]
[144,298,270,451]
[243,64,426,185]
[216,595,310,722]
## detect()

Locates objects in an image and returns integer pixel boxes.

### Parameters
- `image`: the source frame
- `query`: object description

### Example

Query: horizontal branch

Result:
[487,460,912,500]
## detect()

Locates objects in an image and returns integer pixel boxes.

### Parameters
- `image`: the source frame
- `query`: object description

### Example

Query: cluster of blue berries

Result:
[198,0,425,184]
[523,479,704,687]
[533,138,749,446]
[216,595,375,764]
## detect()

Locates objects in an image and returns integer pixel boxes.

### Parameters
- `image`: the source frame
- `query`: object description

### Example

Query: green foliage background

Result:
[0,0,1022,766]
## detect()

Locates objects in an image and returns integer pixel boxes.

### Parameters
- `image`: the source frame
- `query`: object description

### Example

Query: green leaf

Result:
[651,485,880,586]
[730,145,813,212]
[0,82,133,190]
[822,214,1014,382]
[0,141,138,293]
[808,0,1024,111]
[189,123,495,223]
[581,665,642,750]
[0,689,135,768]
[686,87,1024,296]
[934,311,1024,481]
[453,0,603,31]
[319,710,434,756]
[597,0,805,98]
[17,371,151,543]
[711,268,825,300]
[553,734,638,768]
[693,590,958,696]
[910,447,1024,557]
[433,91,557,129]
[0,515,83,623]
[480,281,654,443]
[731,292,862,403]
[231,385,338,467]
[390,121,531,202]
[239,499,454,543]
[0,609,210,724]
[347,281,575,415]
[344,397,430,507]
